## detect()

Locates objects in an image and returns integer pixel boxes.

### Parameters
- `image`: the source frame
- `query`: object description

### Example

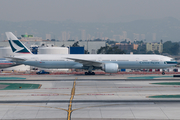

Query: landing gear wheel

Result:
[162,71,165,75]
[84,72,95,75]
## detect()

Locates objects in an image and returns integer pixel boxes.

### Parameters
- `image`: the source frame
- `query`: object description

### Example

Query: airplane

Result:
[5,32,177,75]
[0,58,20,69]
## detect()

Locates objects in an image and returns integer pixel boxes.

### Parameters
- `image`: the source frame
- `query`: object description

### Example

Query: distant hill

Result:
[0,17,180,42]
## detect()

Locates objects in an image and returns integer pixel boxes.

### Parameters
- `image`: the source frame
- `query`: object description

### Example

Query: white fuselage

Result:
[12,54,176,70]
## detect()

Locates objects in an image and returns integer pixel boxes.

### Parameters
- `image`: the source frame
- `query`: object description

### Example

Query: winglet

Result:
[5,32,32,54]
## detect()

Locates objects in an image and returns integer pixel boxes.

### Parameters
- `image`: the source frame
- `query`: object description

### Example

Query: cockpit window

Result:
[164,62,167,64]
[166,61,177,64]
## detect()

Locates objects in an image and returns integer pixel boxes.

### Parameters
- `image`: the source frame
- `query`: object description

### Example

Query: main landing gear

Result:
[85,72,95,75]
[85,66,95,75]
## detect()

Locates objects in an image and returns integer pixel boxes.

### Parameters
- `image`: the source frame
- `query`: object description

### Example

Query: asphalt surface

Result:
[0,75,180,119]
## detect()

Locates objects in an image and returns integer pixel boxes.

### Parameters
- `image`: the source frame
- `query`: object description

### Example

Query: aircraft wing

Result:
[66,58,102,67]
[5,57,26,61]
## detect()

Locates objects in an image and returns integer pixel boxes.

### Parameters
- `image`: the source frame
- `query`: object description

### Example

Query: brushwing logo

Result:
[10,38,23,53]
[9,38,30,54]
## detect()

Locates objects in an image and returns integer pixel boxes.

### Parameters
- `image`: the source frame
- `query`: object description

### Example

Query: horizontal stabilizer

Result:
[5,57,26,61]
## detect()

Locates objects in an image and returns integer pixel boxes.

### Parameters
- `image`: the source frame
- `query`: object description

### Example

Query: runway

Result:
[0,75,180,119]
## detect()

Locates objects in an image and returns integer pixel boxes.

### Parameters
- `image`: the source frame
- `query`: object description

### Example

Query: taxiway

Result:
[0,74,179,120]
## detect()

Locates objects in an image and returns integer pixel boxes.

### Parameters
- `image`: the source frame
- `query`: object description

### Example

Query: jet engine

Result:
[102,63,119,73]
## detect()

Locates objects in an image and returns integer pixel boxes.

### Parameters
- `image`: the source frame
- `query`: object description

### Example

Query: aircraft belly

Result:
[66,61,83,69]
[21,61,84,69]
[0,64,14,68]
[38,61,67,68]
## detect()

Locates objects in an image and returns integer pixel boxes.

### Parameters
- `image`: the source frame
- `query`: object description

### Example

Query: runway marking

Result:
[32,93,60,96]
[72,103,122,111]
[118,87,143,88]
[75,91,118,95]
[0,93,70,97]
[86,94,114,95]
[0,78,122,119]
[44,88,70,89]
[0,103,68,111]
[0,88,180,97]
[1,79,180,119]
[74,88,180,96]
[67,78,77,120]
[38,84,42,89]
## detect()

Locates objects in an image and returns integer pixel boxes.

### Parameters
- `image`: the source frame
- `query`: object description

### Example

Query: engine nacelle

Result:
[102,63,119,73]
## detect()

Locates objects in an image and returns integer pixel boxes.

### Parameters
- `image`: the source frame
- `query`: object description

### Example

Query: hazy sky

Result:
[0,0,180,22]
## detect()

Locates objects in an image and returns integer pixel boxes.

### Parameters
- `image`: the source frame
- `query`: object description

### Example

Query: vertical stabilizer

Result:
[5,32,32,54]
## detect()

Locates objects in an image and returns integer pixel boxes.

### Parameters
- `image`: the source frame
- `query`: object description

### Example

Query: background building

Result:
[114,42,138,53]
[38,47,68,54]
[21,34,42,41]
[146,42,163,53]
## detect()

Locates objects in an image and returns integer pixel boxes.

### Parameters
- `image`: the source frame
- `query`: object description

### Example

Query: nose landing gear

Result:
[162,71,165,75]
[162,69,165,75]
